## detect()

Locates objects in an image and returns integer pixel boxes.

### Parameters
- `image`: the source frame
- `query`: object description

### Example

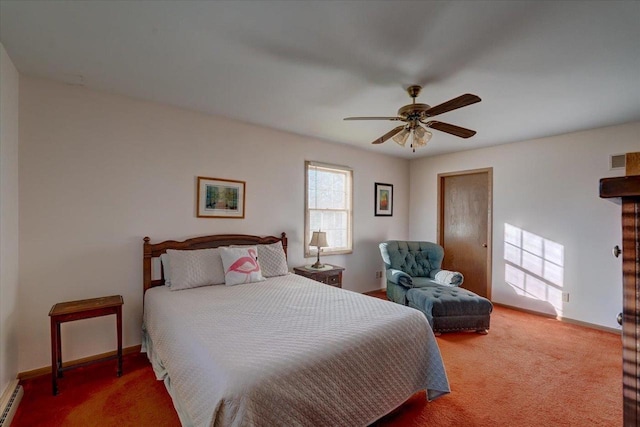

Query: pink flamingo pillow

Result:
[219,246,266,286]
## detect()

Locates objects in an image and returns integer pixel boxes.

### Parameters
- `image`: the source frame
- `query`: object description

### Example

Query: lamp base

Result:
[311,247,324,269]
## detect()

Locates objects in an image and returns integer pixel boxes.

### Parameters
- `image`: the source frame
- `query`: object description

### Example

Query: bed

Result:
[142,233,450,426]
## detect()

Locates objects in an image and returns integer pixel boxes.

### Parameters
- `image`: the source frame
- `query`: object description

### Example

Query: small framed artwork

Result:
[375,182,393,216]
[197,177,246,218]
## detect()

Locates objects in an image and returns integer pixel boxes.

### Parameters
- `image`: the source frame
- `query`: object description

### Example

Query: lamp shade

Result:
[309,231,328,248]
[392,127,410,146]
[413,126,432,147]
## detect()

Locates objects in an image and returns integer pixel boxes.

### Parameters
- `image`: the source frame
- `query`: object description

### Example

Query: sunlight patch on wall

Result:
[504,224,565,314]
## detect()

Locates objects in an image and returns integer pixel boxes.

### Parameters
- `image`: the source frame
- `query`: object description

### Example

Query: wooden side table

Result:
[49,295,123,395]
[293,264,345,288]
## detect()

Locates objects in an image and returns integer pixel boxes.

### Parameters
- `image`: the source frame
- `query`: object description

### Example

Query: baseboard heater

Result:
[0,380,23,427]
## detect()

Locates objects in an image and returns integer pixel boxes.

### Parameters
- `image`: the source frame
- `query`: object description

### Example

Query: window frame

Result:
[304,161,353,257]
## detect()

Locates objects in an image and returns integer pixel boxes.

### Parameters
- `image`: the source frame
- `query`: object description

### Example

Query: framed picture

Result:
[197,177,246,218]
[375,182,393,216]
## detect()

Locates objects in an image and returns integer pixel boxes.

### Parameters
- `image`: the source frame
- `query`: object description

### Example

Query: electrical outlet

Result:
[375,271,383,279]
[562,292,570,303]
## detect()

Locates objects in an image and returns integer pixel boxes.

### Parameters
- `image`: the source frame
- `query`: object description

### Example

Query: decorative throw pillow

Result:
[166,248,226,291]
[257,241,288,277]
[219,246,266,286]
[434,270,464,287]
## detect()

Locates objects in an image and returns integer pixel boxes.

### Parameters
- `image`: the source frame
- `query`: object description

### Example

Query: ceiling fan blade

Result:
[372,125,406,144]
[424,94,481,117]
[344,116,401,121]
[424,121,476,138]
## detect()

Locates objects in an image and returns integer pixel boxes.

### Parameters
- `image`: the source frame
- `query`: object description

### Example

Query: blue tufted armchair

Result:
[379,240,449,305]
[380,240,491,334]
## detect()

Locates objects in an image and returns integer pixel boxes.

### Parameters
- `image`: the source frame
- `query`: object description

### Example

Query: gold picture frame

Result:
[197,176,246,218]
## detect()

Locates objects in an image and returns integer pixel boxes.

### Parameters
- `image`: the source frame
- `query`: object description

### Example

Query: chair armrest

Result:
[429,269,441,279]
[386,269,413,288]
[429,269,464,286]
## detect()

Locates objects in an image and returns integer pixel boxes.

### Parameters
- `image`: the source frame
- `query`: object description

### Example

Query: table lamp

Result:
[309,231,328,269]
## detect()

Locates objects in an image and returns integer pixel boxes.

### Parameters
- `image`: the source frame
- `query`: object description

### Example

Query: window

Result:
[305,161,353,256]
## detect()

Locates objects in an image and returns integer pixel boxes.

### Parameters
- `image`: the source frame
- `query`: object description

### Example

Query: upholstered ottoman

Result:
[406,286,493,335]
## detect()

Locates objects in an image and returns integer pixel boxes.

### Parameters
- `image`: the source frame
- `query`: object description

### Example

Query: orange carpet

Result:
[373,305,622,426]
[13,304,621,426]
[13,353,180,426]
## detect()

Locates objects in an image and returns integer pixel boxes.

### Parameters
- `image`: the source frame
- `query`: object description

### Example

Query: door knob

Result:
[617,312,623,326]
[612,245,621,258]
[482,243,487,248]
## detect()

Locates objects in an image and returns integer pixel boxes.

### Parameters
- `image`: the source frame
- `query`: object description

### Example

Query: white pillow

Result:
[160,253,172,287]
[257,241,288,277]
[166,248,225,291]
[434,270,464,287]
[219,246,265,286]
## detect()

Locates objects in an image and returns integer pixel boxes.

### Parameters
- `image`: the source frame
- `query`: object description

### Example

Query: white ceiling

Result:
[1,1,639,159]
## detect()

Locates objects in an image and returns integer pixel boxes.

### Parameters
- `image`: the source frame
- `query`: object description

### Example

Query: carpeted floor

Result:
[13,352,180,427]
[373,304,622,426]
[13,301,622,426]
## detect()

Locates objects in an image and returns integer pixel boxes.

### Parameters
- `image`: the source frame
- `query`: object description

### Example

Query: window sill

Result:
[304,249,353,257]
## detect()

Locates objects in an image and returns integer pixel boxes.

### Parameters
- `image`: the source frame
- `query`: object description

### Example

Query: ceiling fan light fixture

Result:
[344,85,480,151]
[412,127,432,148]
[392,127,410,146]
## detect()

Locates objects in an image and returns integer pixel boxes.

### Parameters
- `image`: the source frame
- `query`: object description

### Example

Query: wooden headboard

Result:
[143,232,288,294]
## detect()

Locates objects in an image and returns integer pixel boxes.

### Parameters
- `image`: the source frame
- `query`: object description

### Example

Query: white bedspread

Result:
[143,274,449,427]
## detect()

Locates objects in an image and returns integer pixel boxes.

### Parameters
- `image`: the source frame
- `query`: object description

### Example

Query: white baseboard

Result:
[0,380,23,427]
[493,302,621,334]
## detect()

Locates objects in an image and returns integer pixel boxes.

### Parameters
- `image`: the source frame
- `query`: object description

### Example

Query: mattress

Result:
[143,273,449,426]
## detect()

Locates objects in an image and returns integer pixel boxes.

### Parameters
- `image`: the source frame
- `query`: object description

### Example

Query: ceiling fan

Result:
[344,85,481,152]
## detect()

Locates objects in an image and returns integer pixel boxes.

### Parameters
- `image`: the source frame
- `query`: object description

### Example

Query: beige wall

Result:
[409,121,640,329]
[18,76,410,372]
[15,72,638,373]
[0,44,20,394]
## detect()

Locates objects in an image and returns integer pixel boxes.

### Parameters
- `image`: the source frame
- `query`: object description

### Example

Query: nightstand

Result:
[49,295,123,395]
[293,264,345,288]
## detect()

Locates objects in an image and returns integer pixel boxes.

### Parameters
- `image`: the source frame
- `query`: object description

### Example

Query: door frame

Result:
[437,167,493,300]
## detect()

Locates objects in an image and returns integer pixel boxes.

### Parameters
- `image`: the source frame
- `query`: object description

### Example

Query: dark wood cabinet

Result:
[600,174,640,426]
[293,264,344,288]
